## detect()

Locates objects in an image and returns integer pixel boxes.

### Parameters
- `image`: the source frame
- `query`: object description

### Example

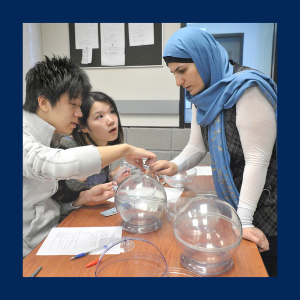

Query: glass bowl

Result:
[113,162,159,187]
[141,267,201,277]
[166,194,218,226]
[165,197,193,227]
[115,174,167,233]
[173,195,242,276]
[95,237,168,277]
[163,167,197,188]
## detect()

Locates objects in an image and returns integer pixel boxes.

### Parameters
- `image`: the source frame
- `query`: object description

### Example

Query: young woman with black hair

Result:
[52,91,125,221]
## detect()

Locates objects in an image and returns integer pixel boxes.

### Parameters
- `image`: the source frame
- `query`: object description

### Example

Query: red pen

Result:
[86,259,102,268]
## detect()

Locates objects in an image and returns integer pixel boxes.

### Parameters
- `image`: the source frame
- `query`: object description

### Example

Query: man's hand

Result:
[124,145,156,171]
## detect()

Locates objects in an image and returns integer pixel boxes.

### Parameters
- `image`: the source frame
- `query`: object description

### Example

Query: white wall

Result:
[25,23,274,127]
[39,23,181,127]
[187,23,274,77]
[23,23,43,104]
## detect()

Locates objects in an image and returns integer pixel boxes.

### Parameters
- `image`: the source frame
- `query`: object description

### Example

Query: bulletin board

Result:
[68,23,163,68]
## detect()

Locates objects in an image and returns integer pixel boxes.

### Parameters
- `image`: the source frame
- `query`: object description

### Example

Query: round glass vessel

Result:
[163,167,197,188]
[115,174,167,233]
[95,237,200,277]
[95,237,168,277]
[166,197,193,227]
[173,195,242,276]
[113,161,159,188]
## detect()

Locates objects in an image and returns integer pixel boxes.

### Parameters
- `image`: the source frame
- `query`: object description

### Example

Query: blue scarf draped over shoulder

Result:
[164,27,277,209]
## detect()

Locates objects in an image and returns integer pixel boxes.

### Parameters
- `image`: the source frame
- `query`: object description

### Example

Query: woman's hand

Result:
[124,145,156,171]
[242,227,269,252]
[148,160,178,176]
[72,182,116,207]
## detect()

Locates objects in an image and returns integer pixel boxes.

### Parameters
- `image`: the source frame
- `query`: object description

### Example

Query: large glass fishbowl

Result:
[115,174,167,233]
[173,195,242,276]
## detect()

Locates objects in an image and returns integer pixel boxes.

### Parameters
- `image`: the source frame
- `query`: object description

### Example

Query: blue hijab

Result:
[164,27,277,209]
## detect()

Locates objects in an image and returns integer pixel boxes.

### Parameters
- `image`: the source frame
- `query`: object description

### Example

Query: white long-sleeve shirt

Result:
[23,111,102,257]
[171,86,277,228]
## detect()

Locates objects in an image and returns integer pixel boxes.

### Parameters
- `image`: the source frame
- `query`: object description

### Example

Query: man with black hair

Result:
[23,55,156,257]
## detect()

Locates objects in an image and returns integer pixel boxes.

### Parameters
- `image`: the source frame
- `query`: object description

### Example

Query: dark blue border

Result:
[4,1,294,297]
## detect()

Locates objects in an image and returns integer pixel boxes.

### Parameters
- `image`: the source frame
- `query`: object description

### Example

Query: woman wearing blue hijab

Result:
[149,27,277,276]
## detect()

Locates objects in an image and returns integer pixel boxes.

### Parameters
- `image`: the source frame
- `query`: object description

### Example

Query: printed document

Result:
[75,23,99,49]
[37,226,122,255]
[128,23,154,46]
[100,23,125,66]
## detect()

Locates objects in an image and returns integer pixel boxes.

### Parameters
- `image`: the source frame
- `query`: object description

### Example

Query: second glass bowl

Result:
[173,195,242,276]
[115,174,167,233]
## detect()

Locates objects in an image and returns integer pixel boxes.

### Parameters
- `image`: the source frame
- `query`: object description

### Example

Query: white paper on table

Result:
[107,196,115,202]
[128,23,154,46]
[195,166,212,176]
[75,23,99,49]
[100,23,125,66]
[37,227,122,255]
[164,187,184,201]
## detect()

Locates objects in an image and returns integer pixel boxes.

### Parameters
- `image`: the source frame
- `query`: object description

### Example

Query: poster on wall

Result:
[128,23,154,46]
[100,23,125,66]
[69,23,163,68]
[75,23,99,64]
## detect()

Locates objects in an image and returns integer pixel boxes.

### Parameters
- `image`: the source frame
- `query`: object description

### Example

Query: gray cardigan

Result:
[23,111,102,257]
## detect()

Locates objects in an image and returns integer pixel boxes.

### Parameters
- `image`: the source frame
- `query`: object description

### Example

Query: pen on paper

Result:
[29,266,42,277]
[70,245,107,260]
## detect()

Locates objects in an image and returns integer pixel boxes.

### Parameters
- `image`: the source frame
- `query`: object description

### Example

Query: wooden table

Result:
[23,175,268,277]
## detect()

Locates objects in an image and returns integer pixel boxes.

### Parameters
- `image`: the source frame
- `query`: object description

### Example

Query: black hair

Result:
[163,56,193,66]
[72,91,124,147]
[23,55,92,113]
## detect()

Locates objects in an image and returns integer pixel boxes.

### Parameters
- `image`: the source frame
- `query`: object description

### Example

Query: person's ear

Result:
[37,95,51,112]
